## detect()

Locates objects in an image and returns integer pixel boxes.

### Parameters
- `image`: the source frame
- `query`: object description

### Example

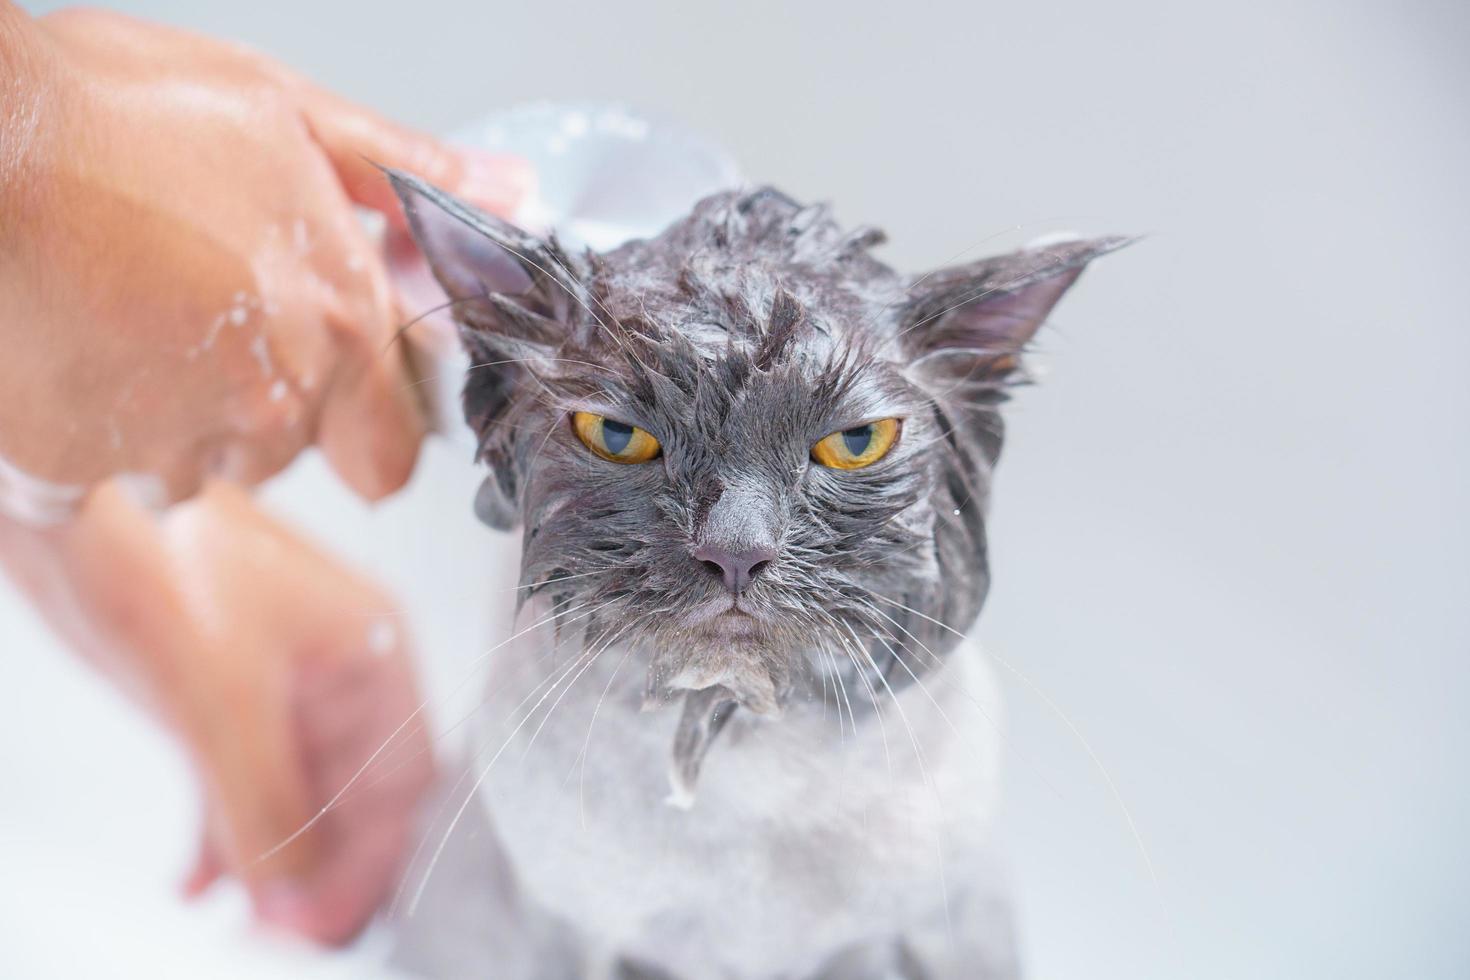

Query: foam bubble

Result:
[0,453,85,526]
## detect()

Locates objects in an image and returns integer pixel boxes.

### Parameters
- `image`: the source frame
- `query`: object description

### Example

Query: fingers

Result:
[185,677,322,887]
[253,810,408,945]
[253,634,433,945]
[295,85,532,220]
[288,86,534,501]
[286,166,427,501]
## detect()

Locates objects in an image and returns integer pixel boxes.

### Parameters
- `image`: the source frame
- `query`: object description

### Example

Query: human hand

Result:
[0,6,530,520]
[0,480,437,943]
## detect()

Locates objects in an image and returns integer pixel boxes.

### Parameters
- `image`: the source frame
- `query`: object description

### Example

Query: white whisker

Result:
[401,637,608,917]
[854,597,1062,801]
[837,619,955,950]
[575,643,638,831]
[868,592,1158,888]
[251,597,610,869]
[828,621,893,777]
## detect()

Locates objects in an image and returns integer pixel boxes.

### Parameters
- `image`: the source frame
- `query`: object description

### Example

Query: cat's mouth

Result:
[698,608,763,639]
[672,598,770,640]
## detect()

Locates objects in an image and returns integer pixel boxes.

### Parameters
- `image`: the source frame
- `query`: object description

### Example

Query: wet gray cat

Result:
[388,170,1125,980]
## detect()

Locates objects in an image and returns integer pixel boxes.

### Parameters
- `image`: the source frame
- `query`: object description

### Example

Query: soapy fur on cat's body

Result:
[386,171,1125,979]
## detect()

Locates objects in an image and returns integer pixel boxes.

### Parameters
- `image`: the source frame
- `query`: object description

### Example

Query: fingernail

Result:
[256,881,312,930]
[458,151,536,216]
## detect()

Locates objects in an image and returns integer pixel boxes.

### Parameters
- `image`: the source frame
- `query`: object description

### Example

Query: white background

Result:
[3,1,1467,978]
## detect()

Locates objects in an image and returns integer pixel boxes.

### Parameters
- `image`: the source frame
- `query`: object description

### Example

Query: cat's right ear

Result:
[387,168,585,361]
[899,235,1134,387]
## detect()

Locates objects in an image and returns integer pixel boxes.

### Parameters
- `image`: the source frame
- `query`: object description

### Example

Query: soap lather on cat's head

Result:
[391,170,1124,785]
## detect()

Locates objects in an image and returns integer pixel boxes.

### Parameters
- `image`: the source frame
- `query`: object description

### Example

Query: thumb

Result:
[295,86,533,221]
[316,319,425,503]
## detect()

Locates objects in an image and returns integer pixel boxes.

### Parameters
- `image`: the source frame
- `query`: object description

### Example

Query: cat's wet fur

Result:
[389,170,1124,979]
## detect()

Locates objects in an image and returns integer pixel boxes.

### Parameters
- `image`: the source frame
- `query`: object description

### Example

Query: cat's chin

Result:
[646,640,784,717]
[639,609,799,803]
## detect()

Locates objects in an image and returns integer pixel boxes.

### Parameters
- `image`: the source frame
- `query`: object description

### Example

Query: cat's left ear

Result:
[388,169,588,530]
[900,236,1134,384]
[386,168,586,361]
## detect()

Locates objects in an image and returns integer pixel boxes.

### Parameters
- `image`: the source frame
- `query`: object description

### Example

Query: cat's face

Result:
[393,172,1120,768]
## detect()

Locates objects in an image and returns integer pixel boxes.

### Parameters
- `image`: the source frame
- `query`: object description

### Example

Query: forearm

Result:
[1,2,46,200]
[0,484,195,720]
[1,1,62,332]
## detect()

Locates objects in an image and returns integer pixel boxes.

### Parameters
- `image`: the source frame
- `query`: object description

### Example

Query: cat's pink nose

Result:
[693,543,777,594]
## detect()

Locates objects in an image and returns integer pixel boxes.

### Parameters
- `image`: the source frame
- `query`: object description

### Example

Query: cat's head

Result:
[393,172,1123,788]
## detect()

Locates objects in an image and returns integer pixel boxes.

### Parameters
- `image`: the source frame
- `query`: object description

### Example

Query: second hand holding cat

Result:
[0,482,438,945]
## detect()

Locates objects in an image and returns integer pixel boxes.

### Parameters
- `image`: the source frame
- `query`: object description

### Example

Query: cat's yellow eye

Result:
[811,418,901,470]
[572,411,662,464]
